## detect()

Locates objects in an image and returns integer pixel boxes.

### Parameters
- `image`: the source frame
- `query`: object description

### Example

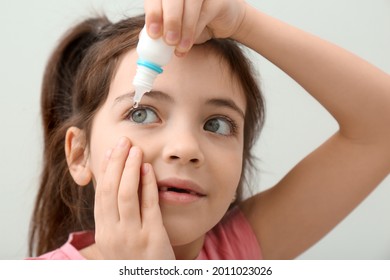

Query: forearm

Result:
[235,5,390,144]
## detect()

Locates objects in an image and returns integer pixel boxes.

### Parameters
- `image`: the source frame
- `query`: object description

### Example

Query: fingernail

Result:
[105,149,112,159]
[142,163,150,175]
[175,49,186,58]
[149,23,161,37]
[129,147,139,158]
[178,38,191,52]
[165,30,179,44]
[117,137,128,148]
[175,50,187,57]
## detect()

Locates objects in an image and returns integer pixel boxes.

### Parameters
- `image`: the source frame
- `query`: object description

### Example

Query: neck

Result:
[172,235,205,260]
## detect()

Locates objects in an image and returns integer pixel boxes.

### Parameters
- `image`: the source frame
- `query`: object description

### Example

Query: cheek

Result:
[87,138,110,183]
[215,151,243,194]
[87,117,119,180]
[86,120,152,182]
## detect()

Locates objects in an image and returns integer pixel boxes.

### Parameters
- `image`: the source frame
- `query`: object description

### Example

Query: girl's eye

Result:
[204,117,236,136]
[127,107,159,124]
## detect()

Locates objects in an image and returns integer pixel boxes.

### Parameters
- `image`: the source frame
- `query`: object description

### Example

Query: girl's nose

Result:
[162,126,205,167]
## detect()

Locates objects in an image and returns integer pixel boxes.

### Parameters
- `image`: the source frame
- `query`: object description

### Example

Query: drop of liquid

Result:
[133,101,139,109]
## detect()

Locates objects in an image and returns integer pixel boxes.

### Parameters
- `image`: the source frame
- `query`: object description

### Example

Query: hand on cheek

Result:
[94,137,175,259]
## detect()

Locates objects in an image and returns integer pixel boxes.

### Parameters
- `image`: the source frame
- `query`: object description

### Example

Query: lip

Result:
[157,177,206,204]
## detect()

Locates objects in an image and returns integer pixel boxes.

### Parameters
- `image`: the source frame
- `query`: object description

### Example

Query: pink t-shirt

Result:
[30,207,262,260]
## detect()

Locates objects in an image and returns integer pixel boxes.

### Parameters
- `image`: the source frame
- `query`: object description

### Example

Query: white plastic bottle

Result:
[132,27,175,107]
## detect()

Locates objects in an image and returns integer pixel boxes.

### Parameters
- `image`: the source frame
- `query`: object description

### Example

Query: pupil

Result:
[207,120,220,131]
[133,109,146,122]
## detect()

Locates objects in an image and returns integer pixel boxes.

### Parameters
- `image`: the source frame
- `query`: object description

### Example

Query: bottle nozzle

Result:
[133,88,147,108]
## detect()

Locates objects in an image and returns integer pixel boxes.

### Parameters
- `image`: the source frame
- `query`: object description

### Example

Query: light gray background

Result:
[1,0,389,259]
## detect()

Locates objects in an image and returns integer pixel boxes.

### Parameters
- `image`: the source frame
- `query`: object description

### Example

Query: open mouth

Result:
[159,186,201,196]
[157,179,206,203]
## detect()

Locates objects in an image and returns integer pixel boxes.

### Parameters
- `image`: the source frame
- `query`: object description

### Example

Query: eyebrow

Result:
[206,98,245,119]
[113,90,174,106]
[113,90,245,118]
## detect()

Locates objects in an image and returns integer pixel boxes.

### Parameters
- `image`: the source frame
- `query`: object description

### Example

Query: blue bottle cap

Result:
[137,59,163,74]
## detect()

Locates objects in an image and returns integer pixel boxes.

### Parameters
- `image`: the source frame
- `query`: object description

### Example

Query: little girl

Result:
[29,0,390,259]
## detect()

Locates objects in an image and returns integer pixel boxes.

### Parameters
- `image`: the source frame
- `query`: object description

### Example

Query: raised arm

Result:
[236,5,390,259]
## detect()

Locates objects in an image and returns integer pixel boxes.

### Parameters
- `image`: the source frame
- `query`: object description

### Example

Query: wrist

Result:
[231,4,256,43]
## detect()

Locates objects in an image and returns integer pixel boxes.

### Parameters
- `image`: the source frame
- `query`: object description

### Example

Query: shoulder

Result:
[27,231,94,260]
[197,206,262,260]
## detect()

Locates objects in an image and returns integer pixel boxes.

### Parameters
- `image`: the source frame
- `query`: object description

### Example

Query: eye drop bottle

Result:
[132,27,174,107]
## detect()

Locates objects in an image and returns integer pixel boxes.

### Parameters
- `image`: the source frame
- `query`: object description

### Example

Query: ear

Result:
[65,127,92,186]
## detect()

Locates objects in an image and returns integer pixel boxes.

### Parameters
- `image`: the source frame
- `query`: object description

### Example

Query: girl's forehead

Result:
[109,47,246,109]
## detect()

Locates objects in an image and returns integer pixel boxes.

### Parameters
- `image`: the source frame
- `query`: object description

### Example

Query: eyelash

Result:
[123,106,239,136]
[124,105,159,122]
[206,115,239,137]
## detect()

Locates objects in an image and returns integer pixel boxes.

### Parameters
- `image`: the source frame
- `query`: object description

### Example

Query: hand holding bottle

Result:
[143,0,247,56]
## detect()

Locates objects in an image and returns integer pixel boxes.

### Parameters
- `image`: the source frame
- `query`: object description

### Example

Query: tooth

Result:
[160,187,168,192]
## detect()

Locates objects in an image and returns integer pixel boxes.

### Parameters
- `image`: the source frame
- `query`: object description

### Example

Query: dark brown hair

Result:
[29,14,264,257]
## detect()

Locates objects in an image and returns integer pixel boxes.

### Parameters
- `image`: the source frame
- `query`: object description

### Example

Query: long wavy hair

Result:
[29,14,265,257]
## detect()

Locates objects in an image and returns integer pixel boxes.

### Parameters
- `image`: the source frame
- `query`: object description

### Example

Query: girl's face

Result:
[88,47,246,251]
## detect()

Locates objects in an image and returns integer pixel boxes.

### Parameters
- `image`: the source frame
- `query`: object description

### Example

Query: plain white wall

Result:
[0,0,389,259]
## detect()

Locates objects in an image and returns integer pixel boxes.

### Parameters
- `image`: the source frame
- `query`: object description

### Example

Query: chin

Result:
[160,203,230,246]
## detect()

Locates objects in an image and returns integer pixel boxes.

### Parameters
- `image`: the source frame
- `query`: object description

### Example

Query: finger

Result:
[94,148,112,226]
[193,2,215,44]
[176,0,205,54]
[144,0,163,38]
[140,163,163,227]
[117,146,143,226]
[96,137,131,224]
[161,0,184,45]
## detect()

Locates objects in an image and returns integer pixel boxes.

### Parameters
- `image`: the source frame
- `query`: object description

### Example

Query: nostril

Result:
[170,155,180,160]
[169,155,199,164]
